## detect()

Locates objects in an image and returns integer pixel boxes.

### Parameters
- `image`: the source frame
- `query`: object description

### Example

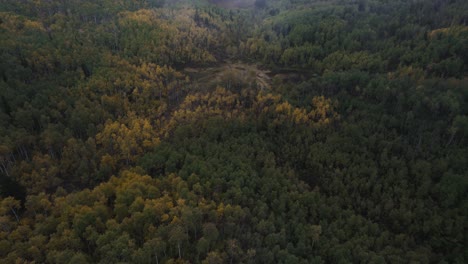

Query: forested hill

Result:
[0,0,467,263]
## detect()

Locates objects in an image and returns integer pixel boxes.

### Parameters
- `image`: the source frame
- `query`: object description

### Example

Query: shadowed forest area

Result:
[0,0,467,263]
[210,0,256,9]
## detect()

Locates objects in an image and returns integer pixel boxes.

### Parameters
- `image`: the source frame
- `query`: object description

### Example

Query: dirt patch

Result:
[185,62,271,91]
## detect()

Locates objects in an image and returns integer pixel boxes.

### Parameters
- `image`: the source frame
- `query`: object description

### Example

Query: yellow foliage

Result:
[310,96,339,125]
[428,25,468,39]
[119,9,157,26]
[275,102,292,114]
[161,214,170,222]
[96,114,160,164]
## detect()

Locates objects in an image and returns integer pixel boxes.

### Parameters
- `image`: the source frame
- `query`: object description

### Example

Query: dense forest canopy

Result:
[0,0,467,263]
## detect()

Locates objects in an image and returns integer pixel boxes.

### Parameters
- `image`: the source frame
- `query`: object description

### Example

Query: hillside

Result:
[0,0,467,263]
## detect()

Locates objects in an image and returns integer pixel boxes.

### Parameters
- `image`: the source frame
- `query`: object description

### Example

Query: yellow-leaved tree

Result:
[96,113,160,166]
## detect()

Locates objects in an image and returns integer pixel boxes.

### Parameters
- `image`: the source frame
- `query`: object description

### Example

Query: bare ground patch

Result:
[184,62,271,92]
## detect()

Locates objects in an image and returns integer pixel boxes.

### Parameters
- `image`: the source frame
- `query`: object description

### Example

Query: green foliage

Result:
[0,0,467,263]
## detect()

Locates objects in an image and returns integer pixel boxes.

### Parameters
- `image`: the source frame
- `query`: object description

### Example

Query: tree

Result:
[0,197,21,223]
[202,251,225,264]
[309,225,322,248]
[169,225,188,259]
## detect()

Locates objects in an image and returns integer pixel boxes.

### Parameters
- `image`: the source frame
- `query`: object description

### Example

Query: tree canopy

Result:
[0,0,467,263]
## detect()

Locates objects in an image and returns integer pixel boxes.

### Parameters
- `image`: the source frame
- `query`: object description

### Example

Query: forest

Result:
[0,0,467,263]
